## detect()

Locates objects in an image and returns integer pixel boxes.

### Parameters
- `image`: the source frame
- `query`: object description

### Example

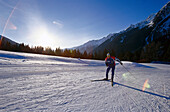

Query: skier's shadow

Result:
[114,82,170,100]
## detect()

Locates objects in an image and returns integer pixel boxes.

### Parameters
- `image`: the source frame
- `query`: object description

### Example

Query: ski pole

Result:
[121,64,134,76]
[122,64,140,81]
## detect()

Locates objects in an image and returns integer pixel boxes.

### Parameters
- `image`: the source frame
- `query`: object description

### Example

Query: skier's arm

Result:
[105,62,108,66]
[115,57,123,65]
[105,57,108,66]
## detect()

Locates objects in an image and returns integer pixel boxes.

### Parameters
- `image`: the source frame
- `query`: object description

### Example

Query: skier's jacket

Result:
[105,56,121,67]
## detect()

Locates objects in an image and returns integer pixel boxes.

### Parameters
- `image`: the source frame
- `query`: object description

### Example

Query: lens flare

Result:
[142,79,150,91]
[122,72,135,81]
[0,1,19,47]
[122,73,128,79]
[7,21,17,30]
[2,3,18,35]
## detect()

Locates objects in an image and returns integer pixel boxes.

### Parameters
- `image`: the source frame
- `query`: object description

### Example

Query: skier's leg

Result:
[106,67,110,79]
[111,66,115,82]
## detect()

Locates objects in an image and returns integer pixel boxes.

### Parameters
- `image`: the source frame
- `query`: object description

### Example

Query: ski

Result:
[91,79,111,82]
[91,79,118,87]
[91,79,116,87]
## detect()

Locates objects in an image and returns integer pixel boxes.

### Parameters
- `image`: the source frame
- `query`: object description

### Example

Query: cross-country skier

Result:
[104,53,123,85]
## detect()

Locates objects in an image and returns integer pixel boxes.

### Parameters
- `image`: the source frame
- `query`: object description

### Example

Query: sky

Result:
[0,0,169,49]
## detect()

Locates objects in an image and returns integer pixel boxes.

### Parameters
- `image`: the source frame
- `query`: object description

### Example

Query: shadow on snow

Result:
[0,53,26,59]
[114,82,170,100]
[132,62,156,69]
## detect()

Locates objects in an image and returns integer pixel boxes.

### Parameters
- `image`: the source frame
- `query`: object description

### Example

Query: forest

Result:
[0,36,170,63]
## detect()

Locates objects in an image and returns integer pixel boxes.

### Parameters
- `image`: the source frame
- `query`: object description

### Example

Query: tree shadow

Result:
[0,53,26,59]
[132,62,156,69]
[114,82,170,100]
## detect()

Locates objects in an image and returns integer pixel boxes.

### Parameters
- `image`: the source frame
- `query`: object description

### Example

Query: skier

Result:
[104,53,123,85]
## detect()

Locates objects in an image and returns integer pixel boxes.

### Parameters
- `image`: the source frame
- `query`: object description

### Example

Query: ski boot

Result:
[111,79,114,87]
[103,78,108,80]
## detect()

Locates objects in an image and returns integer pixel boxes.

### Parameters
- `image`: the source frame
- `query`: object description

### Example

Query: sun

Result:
[28,24,57,49]
[35,27,53,47]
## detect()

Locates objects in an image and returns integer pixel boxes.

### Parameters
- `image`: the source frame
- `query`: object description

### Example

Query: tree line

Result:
[0,40,94,59]
[0,37,169,63]
[88,36,170,63]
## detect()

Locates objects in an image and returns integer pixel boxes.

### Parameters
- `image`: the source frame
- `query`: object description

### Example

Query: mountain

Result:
[94,13,156,55]
[72,2,170,62]
[93,1,170,62]
[72,33,114,53]
[146,2,170,44]
[72,9,156,55]
[0,35,21,52]
[0,35,18,46]
[73,2,170,55]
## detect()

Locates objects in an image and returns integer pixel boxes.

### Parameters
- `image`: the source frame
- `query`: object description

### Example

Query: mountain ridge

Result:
[72,33,114,53]
[73,1,170,58]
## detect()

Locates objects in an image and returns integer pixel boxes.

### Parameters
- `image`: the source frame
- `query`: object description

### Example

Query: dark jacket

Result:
[105,56,122,67]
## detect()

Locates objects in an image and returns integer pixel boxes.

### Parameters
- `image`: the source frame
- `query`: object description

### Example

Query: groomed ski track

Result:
[0,50,169,112]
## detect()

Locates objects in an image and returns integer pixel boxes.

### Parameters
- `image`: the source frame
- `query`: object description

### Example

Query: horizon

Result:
[0,0,169,49]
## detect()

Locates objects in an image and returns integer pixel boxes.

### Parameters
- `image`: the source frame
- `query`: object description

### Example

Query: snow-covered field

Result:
[0,50,169,112]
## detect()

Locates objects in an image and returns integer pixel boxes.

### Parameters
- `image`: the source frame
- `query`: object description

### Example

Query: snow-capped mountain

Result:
[146,1,170,43]
[94,1,170,57]
[72,33,114,53]
[124,13,155,32]
[73,2,169,57]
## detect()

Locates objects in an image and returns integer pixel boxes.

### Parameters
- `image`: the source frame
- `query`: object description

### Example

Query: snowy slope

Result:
[0,50,169,112]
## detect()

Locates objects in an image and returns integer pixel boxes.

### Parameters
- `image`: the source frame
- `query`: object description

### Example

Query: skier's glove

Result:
[120,62,123,65]
[105,62,108,66]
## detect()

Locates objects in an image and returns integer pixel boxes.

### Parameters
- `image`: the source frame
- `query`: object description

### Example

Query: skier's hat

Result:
[107,53,110,57]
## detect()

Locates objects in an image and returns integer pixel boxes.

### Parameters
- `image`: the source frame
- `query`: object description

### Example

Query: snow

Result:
[145,36,150,45]
[120,35,126,43]
[125,13,156,31]
[159,18,170,37]
[73,33,114,53]
[149,13,170,42]
[0,50,169,112]
[158,1,170,19]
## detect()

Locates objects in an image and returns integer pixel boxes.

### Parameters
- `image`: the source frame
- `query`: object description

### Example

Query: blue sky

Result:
[0,0,168,49]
